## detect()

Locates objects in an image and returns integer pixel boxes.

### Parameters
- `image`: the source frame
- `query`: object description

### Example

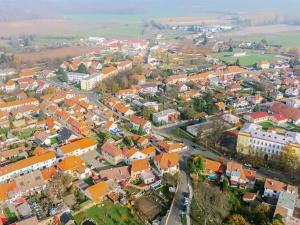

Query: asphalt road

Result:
[45,78,289,225]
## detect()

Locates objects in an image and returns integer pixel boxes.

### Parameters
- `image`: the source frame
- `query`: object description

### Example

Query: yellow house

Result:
[236,132,251,155]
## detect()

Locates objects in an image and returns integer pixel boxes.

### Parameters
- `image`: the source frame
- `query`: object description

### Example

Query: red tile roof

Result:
[270,102,300,122]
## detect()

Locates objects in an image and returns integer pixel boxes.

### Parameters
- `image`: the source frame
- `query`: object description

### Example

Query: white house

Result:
[285,87,299,97]
[139,83,159,95]
[123,148,147,165]
[57,137,97,157]
[154,153,179,175]
[130,115,152,134]
[67,72,89,83]
[0,152,57,183]
[264,178,287,198]
[152,109,179,125]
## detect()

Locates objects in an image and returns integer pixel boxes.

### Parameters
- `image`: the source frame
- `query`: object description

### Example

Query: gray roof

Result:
[277,192,297,210]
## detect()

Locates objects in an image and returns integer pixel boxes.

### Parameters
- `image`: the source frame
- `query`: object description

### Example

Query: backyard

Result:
[74,201,143,225]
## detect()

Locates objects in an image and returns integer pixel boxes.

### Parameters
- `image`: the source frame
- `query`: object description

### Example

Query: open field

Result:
[213,52,279,67]
[219,24,300,48]
[74,201,143,225]
[232,31,300,48]
[223,24,300,37]
[16,46,101,65]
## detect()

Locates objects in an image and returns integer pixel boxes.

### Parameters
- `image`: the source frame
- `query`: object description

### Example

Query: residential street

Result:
[45,78,289,225]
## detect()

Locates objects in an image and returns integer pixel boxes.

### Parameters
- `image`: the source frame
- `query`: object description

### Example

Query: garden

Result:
[74,201,143,225]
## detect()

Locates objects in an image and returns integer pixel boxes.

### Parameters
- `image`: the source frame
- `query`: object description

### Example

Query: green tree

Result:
[142,107,155,120]
[253,104,261,112]
[137,126,146,135]
[98,131,111,144]
[206,103,217,115]
[56,67,68,82]
[277,146,299,177]
[111,83,120,94]
[38,109,46,121]
[222,177,229,192]
[124,136,134,146]
[235,58,240,66]
[189,155,204,177]
[251,204,271,225]
[192,98,206,112]
[77,63,87,74]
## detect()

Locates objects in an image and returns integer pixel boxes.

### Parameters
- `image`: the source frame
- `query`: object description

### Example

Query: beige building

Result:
[80,73,102,91]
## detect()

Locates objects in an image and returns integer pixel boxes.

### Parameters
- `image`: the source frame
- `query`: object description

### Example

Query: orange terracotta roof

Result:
[104,121,114,129]
[114,103,129,114]
[57,156,86,172]
[102,66,117,75]
[101,141,122,157]
[130,115,148,126]
[0,182,17,201]
[32,146,47,156]
[19,69,36,77]
[87,181,110,202]
[6,80,15,86]
[59,138,97,154]
[140,146,156,155]
[244,168,256,181]
[154,153,179,169]
[264,178,287,192]
[0,152,56,177]
[0,98,38,109]
[125,148,139,158]
[227,162,246,180]
[131,158,150,173]
[41,167,57,181]
[204,159,221,172]
[157,141,182,152]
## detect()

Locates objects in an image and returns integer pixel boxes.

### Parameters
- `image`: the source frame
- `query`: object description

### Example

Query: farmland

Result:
[232,31,300,48]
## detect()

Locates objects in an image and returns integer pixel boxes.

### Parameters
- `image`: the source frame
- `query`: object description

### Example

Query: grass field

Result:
[74,201,143,225]
[213,52,278,67]
[232,31,300,48]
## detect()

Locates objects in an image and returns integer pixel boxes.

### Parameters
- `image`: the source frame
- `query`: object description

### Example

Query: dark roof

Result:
[57,128,75,142]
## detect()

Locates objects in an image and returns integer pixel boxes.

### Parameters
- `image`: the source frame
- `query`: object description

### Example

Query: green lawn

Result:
[4,207,17,224]
[74,201,143,225]
[213,52,278,67]
[171,128,194,141]
[51,137,58,145]
[13,128,36,140]
[259,122,300,133]
[259,121,277,129]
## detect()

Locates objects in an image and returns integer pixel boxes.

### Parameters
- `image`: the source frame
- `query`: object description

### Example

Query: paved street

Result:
[45,78,289,225]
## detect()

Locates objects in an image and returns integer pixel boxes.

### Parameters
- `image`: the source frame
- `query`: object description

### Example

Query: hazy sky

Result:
[0,0,299,21]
